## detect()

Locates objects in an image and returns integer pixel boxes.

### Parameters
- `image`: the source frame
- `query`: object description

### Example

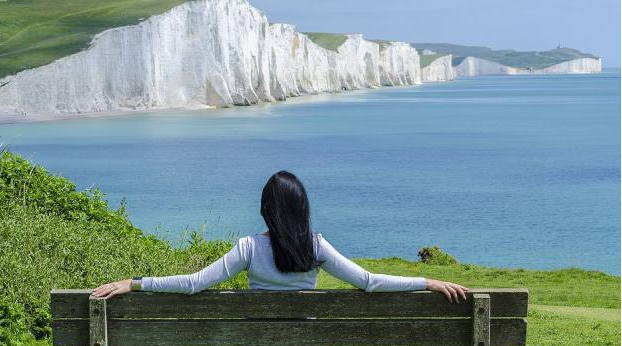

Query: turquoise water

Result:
[1,70,620,274]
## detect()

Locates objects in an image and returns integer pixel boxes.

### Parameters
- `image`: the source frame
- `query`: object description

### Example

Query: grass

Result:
[0,150,619,346]
[531,305,620,322]
[419,53,447,68]
[318,257,620,309]
[317,259,620,346]
[0,0,193,78]
[527,307,620,346]
[302,32,348,52]
[410,43,599,69]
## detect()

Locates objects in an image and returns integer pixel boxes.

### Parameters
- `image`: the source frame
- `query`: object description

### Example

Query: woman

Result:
[94,171,467,302]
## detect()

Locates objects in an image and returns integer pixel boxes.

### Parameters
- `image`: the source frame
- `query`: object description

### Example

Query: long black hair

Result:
[260,171,319,272]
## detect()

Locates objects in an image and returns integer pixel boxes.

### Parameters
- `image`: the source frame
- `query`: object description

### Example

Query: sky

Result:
[247,0,621,67]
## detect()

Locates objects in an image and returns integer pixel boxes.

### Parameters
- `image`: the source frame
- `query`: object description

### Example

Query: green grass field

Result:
[0,151,619,346]
[0,0,191,78]
[303,32,348,52]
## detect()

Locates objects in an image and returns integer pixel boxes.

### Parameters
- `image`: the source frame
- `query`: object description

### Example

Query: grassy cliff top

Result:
[0,0,192,79]
[302,32,348,52]
[419,53,447,68]
[410,43,599,69]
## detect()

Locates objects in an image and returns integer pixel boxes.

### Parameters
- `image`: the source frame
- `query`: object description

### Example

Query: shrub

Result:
[417,246,459,265]
[0,152,247,345]
[0,151,132,226]
[0,297,41,346]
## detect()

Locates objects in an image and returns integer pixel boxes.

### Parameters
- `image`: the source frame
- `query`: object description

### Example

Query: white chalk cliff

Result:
[454,56,602,77]
[0,0,424,118]
[532,58,602,74]
[421,55,454,82]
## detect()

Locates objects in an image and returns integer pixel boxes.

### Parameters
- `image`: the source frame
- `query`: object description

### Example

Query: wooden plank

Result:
[472,294,491,346]
[51,289,528,319]
[51,289,88,319]
[89,296,108,346]
[53,318,526,346]
[53,319,88,346]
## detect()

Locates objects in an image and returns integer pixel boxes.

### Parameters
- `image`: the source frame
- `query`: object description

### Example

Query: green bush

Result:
[0,296,43,346]
[0,151,132,227]
[417,246,459,265]
[0,152,247,345]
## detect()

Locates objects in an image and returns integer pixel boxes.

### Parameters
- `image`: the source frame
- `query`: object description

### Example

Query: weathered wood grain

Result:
[88,297,108,346]
[51,289,528,319]
[53,318,527,346]
[472,294,491,346]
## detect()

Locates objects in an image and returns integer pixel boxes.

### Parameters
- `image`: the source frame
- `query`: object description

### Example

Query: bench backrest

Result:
[51,288,528,346]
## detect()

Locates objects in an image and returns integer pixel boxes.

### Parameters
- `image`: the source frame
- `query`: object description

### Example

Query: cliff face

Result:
[378,42,421,86]
[0,0,422,118]
[421,55,454,82]
[454,56,602,77]
[453,57,520,76]
[533,58,602,74]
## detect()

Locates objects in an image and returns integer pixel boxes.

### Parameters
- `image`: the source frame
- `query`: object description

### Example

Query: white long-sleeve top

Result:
[142,233,427,293]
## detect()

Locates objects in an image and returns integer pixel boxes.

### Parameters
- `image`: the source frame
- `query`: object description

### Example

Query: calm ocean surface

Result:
[1,70,620,274]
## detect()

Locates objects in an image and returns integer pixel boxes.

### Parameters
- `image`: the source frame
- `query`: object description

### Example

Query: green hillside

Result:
[0,0,191,78]
[411,43,599,69]
[302,32,348,52]
[0,150,619,345]
[419,53,447,68]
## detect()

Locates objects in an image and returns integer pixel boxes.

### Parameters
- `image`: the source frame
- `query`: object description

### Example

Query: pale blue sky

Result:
[248,0,620,67]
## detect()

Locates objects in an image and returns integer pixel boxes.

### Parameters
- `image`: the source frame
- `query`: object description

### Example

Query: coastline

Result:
[2,67,617,125]
[0,84,394,125]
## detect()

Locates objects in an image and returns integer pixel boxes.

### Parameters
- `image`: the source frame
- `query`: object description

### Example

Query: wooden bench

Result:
[51,288,528,346]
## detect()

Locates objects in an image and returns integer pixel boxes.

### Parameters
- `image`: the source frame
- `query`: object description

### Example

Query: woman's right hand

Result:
[425,279,468,303]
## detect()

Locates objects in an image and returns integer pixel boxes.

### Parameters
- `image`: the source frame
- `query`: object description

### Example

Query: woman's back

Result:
[245,233,321,290]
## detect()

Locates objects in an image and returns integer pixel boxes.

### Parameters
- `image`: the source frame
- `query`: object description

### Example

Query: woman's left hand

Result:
[92,279,132,299]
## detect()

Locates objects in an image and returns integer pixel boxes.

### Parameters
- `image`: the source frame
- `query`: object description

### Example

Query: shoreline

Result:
[0,83,433,125]
[0,85,397,125]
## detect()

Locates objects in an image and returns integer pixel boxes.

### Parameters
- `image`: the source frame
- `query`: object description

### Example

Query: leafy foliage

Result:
[0,151,246,345]
[0,151,133,226]
[417,246,458,265]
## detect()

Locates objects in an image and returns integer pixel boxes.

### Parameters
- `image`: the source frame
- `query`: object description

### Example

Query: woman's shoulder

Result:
[238,233,270,246]
[313,232,327,244]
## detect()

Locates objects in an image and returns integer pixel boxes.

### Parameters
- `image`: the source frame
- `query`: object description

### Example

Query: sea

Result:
[1,69,619,274]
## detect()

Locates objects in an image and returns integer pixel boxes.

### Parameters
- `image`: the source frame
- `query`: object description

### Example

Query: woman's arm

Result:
[93,237,250,298]
[317,234,467,302]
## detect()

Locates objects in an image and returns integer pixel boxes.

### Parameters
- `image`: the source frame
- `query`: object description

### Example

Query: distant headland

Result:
[411,43,601,76]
